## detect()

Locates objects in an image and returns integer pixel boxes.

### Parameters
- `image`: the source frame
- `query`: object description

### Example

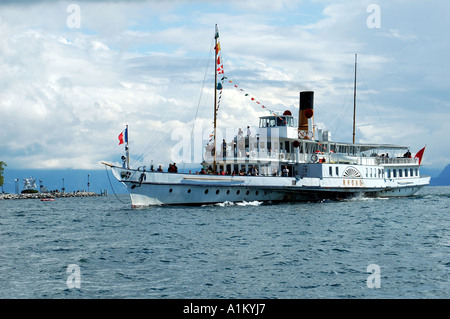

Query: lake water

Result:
[1,187,448,299]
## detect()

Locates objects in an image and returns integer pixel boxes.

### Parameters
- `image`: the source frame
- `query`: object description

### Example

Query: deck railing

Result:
[375,157,418,165]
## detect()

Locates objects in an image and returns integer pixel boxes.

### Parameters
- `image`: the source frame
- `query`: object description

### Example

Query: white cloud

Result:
[0,0,449,172]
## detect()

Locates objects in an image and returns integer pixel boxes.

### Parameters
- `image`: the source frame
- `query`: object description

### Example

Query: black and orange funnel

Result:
[299,91,314,138]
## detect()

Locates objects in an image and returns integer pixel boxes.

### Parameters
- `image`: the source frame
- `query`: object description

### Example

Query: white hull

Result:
[109,166,430,207]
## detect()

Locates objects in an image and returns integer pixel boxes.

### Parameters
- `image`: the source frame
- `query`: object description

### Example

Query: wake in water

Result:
[212,200,263,207]
[341,193,390,202]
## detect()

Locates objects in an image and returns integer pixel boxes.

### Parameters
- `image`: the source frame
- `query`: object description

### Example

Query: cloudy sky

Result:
[1,0,449,171]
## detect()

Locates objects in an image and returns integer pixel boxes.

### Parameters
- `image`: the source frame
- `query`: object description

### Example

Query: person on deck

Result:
[222,139,227,160]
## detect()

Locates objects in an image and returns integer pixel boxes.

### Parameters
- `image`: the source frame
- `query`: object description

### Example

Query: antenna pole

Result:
[213,24,218,174]
[126,124,129,169]
[352,54,357,144]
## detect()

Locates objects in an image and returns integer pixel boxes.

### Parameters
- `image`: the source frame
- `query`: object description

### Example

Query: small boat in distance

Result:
[103,25,430,207]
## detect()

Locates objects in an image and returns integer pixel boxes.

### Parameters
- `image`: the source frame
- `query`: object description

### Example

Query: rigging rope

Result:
[105,165,128,204]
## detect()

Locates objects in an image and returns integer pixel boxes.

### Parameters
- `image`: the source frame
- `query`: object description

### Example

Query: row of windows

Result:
[366,168,384,178]
[327,166,419,178]
[386,168,419,178]
[168,188,261,196]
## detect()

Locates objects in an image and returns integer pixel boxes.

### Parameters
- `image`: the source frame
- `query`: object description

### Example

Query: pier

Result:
[0,191,102,200]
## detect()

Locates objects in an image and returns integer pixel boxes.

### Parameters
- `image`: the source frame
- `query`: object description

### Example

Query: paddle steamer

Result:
[103,26,429,207]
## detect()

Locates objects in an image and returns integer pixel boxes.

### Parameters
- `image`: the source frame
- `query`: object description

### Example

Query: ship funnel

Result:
[299,91,314,139]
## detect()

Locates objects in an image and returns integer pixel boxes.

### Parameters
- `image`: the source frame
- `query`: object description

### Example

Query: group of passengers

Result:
[154,163,178,173]
[199,165,259,176]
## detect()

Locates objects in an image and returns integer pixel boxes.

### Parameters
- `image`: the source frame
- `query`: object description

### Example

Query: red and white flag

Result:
[414,146,426,165]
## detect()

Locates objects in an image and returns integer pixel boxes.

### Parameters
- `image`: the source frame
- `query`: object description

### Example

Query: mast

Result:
[126,124,130,169]
[352,54,357,144]
[213,24,218,174]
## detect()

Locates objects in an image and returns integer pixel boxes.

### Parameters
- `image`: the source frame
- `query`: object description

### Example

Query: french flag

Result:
[118,128,128,145]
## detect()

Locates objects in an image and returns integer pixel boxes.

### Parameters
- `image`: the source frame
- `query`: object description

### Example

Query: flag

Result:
[215,42,221,54]
[414,146,426,165]
[118,128,128,145]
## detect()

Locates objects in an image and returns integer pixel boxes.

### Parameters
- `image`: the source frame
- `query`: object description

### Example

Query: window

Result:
[285,141,290,153]
[277,116,286,126]
[329,167,333,176]
[336,167,339,176]
[205,189,209,194]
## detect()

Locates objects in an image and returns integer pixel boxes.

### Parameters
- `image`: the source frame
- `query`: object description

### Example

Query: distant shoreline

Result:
[0,191,102,200]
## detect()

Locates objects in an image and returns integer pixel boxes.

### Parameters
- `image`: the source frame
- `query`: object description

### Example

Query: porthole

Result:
[255,191,259,196]
[226,190,230,195]
[169,188,173,193]
[216,189,220,195]
[246,190,250,195]
[187,189,191,193]
[205,189,209,194]
[236,190,240,195]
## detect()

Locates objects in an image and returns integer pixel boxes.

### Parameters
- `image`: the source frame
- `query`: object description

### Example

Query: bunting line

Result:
[209,27,288,143]
[224,76,286,123]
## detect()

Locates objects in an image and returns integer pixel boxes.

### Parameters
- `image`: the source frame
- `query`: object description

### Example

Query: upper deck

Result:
[204,113,420,166]
[258,113,299,139]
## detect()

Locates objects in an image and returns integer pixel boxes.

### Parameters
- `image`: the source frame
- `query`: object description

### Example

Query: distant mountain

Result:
[430,164,450,186]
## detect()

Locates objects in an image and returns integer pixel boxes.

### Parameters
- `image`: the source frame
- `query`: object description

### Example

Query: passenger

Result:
[173,163,178,173]
[222,139,227,160]
[157,165,163,172]
[283,166,289,177]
